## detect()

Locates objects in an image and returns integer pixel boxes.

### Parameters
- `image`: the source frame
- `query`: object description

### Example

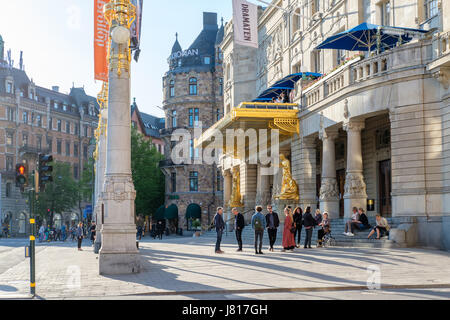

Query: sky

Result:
[0,0,244,118]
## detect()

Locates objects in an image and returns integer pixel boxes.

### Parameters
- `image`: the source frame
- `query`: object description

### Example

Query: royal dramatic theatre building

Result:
[196,0,450,250]
[160,13,225,230]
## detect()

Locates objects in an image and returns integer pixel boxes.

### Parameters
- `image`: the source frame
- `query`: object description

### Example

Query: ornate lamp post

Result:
[98,0,140,275]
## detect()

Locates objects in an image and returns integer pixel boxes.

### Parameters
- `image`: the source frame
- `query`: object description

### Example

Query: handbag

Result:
[290,224,296,233]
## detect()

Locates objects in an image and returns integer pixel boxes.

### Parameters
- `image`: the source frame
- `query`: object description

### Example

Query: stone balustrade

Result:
[433,31,450,59]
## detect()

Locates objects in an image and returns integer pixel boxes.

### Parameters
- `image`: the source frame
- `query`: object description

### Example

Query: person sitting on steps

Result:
[368,215,390,240]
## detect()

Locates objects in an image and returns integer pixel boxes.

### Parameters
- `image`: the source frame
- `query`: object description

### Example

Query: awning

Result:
[316,22,428,52]
[253,73,322,102]
[154,205,165,220]
[186,204,201,220]
[164,204,178,220]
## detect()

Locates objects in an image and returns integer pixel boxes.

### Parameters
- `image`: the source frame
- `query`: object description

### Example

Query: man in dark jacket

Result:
[233,208,245,252]
[265,205,280,252]
[302,207,315,249]
[214,207,225,254]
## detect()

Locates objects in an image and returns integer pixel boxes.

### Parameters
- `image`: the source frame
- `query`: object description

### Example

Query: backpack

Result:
[254,216,264,231]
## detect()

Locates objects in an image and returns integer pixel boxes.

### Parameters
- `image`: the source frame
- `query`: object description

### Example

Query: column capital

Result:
[319,128,339,142]
[223,169,232,177]
[343,120,365,133]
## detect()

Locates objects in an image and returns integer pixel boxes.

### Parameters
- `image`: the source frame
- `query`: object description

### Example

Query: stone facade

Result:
[160,12,224,231]
[208,1,450,250]
[0,40,98,237]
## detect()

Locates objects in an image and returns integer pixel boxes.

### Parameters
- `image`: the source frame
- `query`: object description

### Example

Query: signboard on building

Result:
[232,0,258,48]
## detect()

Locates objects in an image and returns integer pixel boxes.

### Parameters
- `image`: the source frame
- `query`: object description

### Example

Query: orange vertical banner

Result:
[94,0,110,81]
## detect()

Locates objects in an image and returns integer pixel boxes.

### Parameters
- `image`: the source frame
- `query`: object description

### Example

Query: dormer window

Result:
[204,56,211,65]
[54,102,58,109]
[63,104,68,112]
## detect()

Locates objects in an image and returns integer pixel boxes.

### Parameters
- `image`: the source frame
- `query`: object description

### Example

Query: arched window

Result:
[169,80,175,98]
[189,77,198,95]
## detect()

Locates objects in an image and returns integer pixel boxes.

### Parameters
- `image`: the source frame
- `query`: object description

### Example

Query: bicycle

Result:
[322,232,336,247]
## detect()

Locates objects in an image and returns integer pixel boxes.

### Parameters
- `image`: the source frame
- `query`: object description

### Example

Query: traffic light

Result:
[38,154,53,192]
[16,164,28,192]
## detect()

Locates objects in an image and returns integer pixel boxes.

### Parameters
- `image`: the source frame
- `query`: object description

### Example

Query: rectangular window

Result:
[189,171,199,192]
[66,142,71,157]
[189,139,199,159]
[171,172,177,193]
[48,138,53,152]
[54,102,58,109]
[84,125,88,137]
[172,110,177,128]
[6,156,14,171]
[170,86,175,97]
[66,122,71,134]
[425,0,438,20]
[6,82,13,94]
[219,78,223,96]
[216,170,222,192]
[313,50,321,73]
[380,1,391,25]
[189,108,199,127]
[37,115,42,127]
[74,143,79,157]
[49,117,53,130]
[7,107,14,121]
[37,136,42,151]
[6,132,13,145]
[57,140,62,154]
[83,145,88,160]
[22,111,28,124]
[6,182,12,198]
[204,56,211,65]
[216,109,222,122]
[74,124,79,136]
[57,120,62,132]
[336,49,346,67]
[22,134,28,147]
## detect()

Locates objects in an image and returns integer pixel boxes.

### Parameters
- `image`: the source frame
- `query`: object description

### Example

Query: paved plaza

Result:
[0,233,449,300]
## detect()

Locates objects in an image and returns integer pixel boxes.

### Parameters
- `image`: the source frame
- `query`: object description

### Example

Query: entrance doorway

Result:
[378,159,392,216]
[336,169,346,218]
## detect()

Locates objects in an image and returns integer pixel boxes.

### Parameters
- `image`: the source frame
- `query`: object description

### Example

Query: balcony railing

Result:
[19,146,50,155]
[302,39,433,109]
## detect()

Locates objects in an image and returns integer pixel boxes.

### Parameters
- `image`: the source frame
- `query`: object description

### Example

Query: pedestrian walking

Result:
[302,207,315,249]
[233,208,245,252]
[251,206,266,255]
[39,225,45,242]
[282,207,296,252]
[265,205,280,252]
[293,207,303,248]
[76,222,84,251]
[214,207,225,254]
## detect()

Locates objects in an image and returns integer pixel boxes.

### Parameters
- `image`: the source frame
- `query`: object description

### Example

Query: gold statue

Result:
[275,154,299,200]
[229,167,243,207]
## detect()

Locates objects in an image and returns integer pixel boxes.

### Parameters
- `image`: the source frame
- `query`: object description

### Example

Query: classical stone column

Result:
[99,2,140,274]
[94,109,107,254]
[343,120,367,218]
[297,136,317,211]
[319,129,340,219]
[257,164,271,207]
[240,163,257,222]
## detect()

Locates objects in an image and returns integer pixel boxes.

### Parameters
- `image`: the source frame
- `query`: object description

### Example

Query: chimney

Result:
[203,12,218,30]
[52,86,59,92]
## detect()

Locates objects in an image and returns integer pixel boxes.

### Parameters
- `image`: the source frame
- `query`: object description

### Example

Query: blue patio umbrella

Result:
[316,22,428,52]
[253,72,322,102]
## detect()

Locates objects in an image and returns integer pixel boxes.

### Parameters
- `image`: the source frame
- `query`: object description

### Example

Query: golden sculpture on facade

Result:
[275,154,299,200]
[229,167,244,207]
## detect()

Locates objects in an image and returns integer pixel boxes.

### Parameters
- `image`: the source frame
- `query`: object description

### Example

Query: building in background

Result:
[0,35,98,236]
[131,98,165,154]
[160,12,224,232]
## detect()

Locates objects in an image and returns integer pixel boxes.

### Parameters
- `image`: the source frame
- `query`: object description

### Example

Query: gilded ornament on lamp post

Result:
[103,0,136,77]
[229,167,243,207]
[275,154,299,201]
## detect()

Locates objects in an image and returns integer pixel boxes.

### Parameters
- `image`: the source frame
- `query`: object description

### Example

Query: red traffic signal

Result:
[16,164,28,191]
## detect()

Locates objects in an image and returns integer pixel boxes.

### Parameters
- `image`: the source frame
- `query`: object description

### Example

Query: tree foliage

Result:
[35,162,79,225]
[131,128,165,217]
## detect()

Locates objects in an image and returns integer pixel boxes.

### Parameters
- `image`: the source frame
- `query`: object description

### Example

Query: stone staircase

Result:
[201,218,401,249]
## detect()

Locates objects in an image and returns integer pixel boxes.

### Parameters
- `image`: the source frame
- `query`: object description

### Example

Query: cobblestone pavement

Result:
[0,234,449,300]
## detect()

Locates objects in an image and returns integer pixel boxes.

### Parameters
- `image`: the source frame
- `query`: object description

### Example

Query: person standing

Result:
[76,222,84,251]
[233,208,245,252]
[251,206,266,255]
[214,207,225,254]
[302,207,315,249]
[282,208,296,252]
[90,221,96,246]
[265,205,280,252]
[293,207,303,248]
